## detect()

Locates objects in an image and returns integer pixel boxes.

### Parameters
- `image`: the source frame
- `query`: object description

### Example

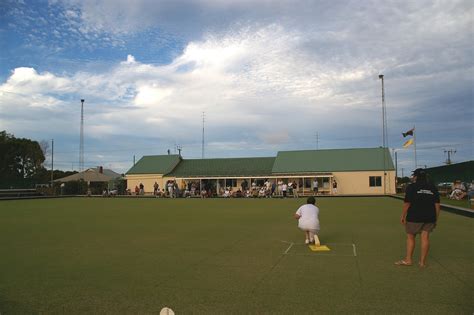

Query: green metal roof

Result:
[425,161,473,184]
[166,157,275,178]
[126,148,395,177]
[272,148,395,174]
[126,155,181,175]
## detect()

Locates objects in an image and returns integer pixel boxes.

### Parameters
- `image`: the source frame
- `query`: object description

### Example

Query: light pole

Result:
[80,99,85,173]
[379,74,388,194]
[201,111,205,159]
[51,139,54,193]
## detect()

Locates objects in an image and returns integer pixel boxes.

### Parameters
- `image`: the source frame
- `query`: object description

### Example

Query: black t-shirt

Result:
[404,181,440,223]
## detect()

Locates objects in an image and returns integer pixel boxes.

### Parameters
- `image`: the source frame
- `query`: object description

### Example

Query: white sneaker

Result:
[305,239,310,244]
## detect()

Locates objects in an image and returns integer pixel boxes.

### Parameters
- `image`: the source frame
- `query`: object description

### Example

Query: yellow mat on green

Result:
[309,244,331,251]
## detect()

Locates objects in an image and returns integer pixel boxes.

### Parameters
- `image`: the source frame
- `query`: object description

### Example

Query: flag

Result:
[402,128,415,137]
[403,138,414,148]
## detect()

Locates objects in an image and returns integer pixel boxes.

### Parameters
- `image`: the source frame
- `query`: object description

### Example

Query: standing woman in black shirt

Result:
[395,168,441,267]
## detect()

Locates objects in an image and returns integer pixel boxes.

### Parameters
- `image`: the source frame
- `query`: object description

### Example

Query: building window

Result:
[255,179,265,187]
[369,176,382,187]
[225,179,237,187]
[323,178,330,189]
[304,178,312,188]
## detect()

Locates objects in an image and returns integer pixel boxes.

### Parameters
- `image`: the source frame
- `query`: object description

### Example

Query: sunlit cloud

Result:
[1,0,472,172]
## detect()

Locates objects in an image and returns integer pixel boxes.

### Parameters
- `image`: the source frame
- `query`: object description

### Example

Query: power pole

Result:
[202,112,205,159]
[79,99,85,172]
[51,139,54,192]
[444,149,456,165]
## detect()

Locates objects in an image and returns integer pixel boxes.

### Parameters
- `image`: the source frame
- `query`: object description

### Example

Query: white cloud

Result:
[125,54,136,64]
[3,67,74,95]
[2,0,473,170]
[2,26,370,139]
[65,9,78,19]
[134,85,173,106]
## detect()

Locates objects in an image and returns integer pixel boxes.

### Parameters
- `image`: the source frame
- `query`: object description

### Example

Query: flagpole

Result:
[413,125,417,168]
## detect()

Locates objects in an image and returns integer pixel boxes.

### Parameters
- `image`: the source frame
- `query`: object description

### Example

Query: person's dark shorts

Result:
[405,222,436,234]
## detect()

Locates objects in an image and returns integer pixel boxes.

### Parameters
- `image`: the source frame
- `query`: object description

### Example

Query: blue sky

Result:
[0,0,472,174]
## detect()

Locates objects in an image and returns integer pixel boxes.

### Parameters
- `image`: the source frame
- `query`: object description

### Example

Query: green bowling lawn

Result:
[0,197,472,313]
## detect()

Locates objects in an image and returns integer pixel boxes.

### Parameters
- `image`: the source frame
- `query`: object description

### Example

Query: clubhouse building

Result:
[125,147,396,196]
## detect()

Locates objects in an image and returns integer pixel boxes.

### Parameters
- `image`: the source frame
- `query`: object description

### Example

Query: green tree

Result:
[0,131,17,179]
[14,137,45,178]
[0,131,45,188]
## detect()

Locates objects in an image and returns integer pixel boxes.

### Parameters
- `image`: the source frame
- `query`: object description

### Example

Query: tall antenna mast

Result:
[379,75,388,194]
[51,139,54,190]
[79,99,85,172]
[202,111,205,159]
[379,75,388,148]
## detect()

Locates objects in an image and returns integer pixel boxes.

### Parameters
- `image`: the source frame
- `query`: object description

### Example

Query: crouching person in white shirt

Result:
[294,196,321,245]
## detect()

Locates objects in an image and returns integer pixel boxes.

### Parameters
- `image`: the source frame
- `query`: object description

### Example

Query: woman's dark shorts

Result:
[405,222,436,234]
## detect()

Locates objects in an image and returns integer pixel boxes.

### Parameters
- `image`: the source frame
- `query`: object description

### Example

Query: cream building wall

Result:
[127,171,396,195]
[126,174,167,194]
[333,170,396,195]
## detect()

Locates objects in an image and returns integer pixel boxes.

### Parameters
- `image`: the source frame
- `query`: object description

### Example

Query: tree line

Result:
[0,131,76,189]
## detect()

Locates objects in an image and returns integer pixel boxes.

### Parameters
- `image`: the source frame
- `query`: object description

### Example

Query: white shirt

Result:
[282,184,288,191]
[295,204,320,231]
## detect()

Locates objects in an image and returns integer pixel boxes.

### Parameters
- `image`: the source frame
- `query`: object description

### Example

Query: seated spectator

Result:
[224,188,231,198]
[233,189,243,198]
[265,188,271,198]
[251,181,257,190]
[258,187,266,198]
[201,189,207,198]
[183,188,191,198]
[252,189,259,198]
[450,180,467,200]
[468,181,474,199]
